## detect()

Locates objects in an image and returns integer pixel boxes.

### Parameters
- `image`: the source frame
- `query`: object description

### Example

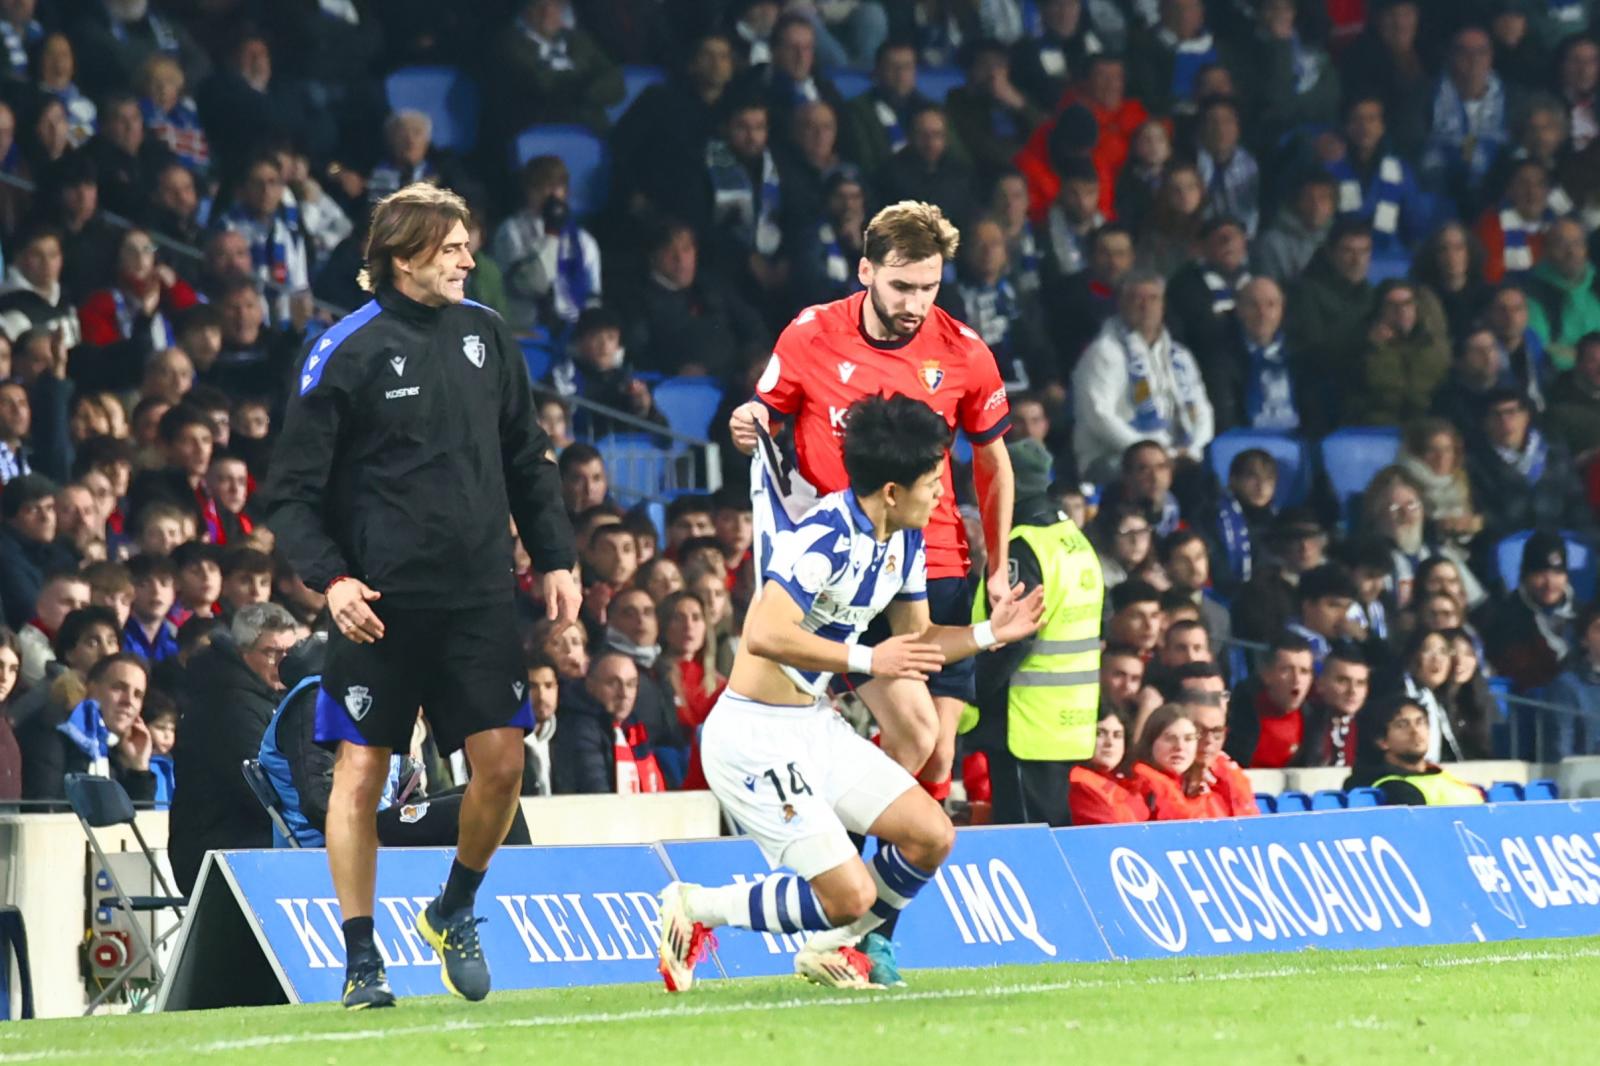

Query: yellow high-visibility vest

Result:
[1372,770,1486,806]
[968,519,1103,760]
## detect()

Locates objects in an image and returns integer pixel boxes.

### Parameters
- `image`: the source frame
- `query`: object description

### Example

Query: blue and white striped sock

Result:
[867,844,936,925]
[686,875,831,933]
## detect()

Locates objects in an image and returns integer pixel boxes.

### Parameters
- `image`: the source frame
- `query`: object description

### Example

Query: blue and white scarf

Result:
[58,698,110,778]
[1427,72,1508,186]
[1495,426,1549,484]
[1348,598,1388,641]
[1202,267,1248,315]
[1014,221,1042,293]
[112,289,176,350]
[0,18,40,78]
[220,200,305,291]
[150,754,174,809]
[818,222,851,288]
[109,13,181,55]
[519,20,574,71]
[1243,332,1299,431]
[1287,33,1322,96]
[1216,492,1253,583]
[1157,29,1216,105]
[0,440,29,485]
[707,141,782,256]
[1403,672,1461,763]
[1498,202,1555,276]
[554,224,594,317]
[1154,492,1181,537]
[48,83,97,146]
[958,276,1019,352]
[872,93,908,152]
[140,96,209,172]
[1498,328,1552,408]
[1328,154,1405,236]
[1286,622,1331,670]
[366,158,435,202]
[1115,322,1203,447]
[1046,204,1102,277]
[1197,148,1260,235]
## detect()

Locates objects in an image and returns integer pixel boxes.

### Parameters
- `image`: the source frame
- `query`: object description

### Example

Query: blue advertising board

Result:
[1054,802,1600,960]
[157,801,1600,1011]
[211,844,672,1003]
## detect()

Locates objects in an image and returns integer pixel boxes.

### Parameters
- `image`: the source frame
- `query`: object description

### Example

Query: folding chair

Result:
[63,774,186,1015]
[241,759,304,849]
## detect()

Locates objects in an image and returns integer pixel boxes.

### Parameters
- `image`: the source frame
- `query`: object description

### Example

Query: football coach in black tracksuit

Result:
[264,183,580,1010]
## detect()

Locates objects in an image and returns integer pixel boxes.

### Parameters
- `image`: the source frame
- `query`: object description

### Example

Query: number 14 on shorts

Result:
[745,761,813,818]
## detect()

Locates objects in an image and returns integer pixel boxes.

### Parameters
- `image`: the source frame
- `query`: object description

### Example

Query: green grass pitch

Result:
[3,939,1595,1065]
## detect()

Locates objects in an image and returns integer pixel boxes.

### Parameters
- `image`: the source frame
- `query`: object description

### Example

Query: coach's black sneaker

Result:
[418,897,491,1001]
[342,957,396,1010]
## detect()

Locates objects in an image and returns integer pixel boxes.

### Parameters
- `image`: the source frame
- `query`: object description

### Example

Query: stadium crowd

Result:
[0,0,1597,851]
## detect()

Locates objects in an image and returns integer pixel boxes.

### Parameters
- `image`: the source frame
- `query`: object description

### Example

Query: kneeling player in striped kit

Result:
[657,395,1043,990]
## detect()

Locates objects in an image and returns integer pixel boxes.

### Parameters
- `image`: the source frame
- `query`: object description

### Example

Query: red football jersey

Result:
[757,290,1011,580]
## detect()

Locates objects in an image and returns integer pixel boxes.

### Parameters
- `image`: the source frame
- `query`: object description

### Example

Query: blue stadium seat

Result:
[652,378,724,440]
[916,66,966,102]
[1367,251,1412,284]
[519,335,554,382]
[1274,790,1311,813]
[828,68,873,99]
[1205,429,1309,508]
[511,125,608,218]
[1319,427,1400,527]
[609,65,666,122]
[1346,787,1383,808]
[1310,789,1347,810]
[644,500,666,543]
[1524,778,1559,801]
[1254,792,1277,813]
[596,433,673,506]
[385,66,480,153]
[1494,531,1596,601]
[1486,781,1524,803]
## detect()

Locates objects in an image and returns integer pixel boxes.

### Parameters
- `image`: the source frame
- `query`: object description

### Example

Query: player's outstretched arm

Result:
[746,580,945,680]
[887,585,1046,664]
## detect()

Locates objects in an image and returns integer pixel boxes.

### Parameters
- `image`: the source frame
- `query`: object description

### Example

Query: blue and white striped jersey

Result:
[762,489,928,697]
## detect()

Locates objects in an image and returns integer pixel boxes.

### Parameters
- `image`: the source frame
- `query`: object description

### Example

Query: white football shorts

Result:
[700,690,919,879]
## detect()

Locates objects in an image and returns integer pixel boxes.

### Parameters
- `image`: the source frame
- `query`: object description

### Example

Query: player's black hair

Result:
[841,394,951,497]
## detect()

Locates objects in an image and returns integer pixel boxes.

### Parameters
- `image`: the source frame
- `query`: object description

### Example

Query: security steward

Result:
[965,439,1103,825]
[1343,695,1485,806]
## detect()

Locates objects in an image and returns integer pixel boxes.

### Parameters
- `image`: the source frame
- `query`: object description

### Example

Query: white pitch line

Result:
[3,945,1597,1063]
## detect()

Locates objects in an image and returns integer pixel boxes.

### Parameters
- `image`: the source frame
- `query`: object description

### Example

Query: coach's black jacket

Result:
[264,286,576,606]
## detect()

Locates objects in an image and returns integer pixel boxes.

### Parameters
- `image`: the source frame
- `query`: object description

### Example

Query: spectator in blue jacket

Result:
[1542,603,1600,756]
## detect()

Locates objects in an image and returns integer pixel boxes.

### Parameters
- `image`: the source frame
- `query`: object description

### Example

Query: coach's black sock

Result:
[343,916,378,969]
[439,859,486,916]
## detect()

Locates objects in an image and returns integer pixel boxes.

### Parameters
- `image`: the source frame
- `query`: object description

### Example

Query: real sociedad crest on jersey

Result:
[463,334,486,368]
[920,360,944,392]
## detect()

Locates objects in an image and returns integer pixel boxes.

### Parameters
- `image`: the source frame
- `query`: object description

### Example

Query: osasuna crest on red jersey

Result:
[920,360,944,392]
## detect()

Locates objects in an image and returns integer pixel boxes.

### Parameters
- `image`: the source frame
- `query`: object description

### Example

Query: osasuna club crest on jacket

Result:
[464,334,486,367]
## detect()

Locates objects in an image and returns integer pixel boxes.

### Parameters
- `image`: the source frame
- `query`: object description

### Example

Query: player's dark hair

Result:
[841,394,951,497]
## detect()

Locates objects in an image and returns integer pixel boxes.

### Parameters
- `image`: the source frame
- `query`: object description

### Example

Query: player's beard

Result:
[869,284,924,339]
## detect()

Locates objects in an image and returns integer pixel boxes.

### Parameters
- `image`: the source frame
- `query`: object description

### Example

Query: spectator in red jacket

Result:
[1017,55,1148,221]
[658,589,725,732]
[74,227,197,393]
[1067,707,1150,825]
[1130,703,1211,820]
[1179,678,1259,817]
[1223,632,1315,768]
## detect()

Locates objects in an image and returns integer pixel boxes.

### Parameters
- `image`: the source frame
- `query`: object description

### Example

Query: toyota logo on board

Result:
[1109,847,1187,952]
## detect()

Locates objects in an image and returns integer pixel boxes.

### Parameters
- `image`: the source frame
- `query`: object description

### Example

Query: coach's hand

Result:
[729,401,770,455]
[870,635,946,681]
[329,578,386,643]
[543,568,582,625]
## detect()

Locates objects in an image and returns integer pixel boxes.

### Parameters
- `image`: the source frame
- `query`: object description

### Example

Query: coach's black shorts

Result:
[838,574,976,703]
[316,600,532,755]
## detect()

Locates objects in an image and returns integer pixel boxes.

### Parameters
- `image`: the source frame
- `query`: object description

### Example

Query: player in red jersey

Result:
[730,202,1016,980]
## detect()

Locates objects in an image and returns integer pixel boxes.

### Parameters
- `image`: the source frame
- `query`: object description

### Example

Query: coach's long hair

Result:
[358,182,471,294]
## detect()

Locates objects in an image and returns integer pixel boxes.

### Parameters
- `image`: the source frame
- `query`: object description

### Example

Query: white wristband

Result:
[973,621,998,650]
[848,643,874,675]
